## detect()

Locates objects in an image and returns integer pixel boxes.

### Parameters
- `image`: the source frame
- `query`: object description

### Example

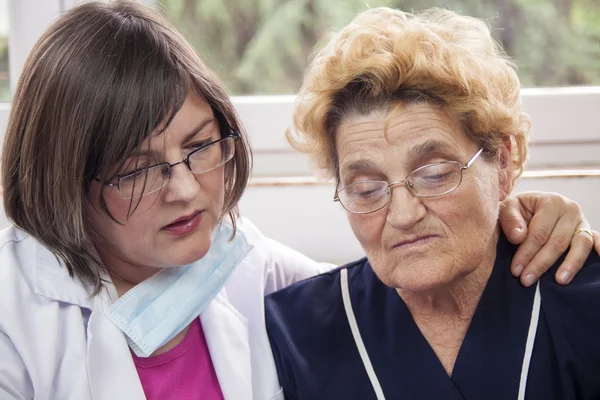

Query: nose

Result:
[386,183,426,229]
[162,160,201,203]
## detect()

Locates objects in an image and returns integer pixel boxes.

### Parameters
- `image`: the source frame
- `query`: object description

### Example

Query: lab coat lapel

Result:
[86,296,146,400]
[201,291,253,400]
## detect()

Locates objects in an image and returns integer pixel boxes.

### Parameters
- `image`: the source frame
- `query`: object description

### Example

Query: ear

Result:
[497,138,513,202]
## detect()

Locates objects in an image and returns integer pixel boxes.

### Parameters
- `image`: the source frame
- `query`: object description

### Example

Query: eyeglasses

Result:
[104,133,239,199]
[334,148,483,214]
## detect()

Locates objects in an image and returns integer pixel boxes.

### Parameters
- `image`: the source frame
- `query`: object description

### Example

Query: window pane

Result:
[160,0,600,94]
[0,0,9,102]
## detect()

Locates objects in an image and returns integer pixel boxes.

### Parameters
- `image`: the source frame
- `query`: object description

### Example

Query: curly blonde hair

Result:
[288,7,530,183]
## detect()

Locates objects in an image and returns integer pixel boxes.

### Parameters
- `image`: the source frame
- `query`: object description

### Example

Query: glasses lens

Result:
[188,137,236,174]
[338,181,389,213]
[410,162,462,197]
[118,164,169,199]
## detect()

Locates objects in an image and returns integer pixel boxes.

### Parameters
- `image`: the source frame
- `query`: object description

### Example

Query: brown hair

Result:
[2,0,251,293]
[288,7,530,183]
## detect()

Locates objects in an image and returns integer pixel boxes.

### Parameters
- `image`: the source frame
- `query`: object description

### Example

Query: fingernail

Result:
[510,227,523,240]
[559,271,571,284]
[523,273,536,287]
[513,264,524,276]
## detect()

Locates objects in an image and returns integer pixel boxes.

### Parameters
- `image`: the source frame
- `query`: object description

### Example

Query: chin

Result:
[395,276,456,293]
[167,234,213,267]
[387,262,461,293]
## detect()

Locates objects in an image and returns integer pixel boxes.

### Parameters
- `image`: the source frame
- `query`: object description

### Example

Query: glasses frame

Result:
[100,132,240,199]
[334,148,484,214]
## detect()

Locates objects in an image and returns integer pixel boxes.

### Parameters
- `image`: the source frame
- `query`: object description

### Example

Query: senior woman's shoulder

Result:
[538,249,600,295]
[264,257,373,396]
[265,256,371,344]
[265,257,369,315]
[536,249,600,368]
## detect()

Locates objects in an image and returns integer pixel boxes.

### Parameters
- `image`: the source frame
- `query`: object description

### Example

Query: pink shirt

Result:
[132,318,224,400]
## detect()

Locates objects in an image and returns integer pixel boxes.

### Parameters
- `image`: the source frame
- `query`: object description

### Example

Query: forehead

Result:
[141,93,216,150]
[335,103,474,177]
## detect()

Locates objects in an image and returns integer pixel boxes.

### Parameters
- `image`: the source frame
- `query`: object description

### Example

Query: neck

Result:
[397,230,499,374]
[94,244,160,298]
[397,230,498,321]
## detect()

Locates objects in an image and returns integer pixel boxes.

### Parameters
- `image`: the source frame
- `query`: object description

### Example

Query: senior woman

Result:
[265,7,600,400]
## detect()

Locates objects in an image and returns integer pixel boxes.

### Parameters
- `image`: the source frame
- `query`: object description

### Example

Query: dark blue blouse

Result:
[265,235,600,399]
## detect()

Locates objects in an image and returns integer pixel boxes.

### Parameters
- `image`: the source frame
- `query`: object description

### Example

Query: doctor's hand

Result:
[499,191,599,287]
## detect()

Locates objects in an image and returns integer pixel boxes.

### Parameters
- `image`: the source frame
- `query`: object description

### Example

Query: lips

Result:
[162,210,204,236]
[393,234,439,248]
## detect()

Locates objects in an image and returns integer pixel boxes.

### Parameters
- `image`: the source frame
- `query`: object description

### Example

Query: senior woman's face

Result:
[335,103,512,292]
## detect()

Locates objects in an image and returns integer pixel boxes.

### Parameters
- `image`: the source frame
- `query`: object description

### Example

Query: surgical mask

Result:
[107,222,252,357]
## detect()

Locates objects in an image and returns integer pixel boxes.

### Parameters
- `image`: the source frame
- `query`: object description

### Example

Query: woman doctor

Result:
[0,1,596,400]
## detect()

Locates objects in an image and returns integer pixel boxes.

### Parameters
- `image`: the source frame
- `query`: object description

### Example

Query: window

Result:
[159,0,600,95]
[0,0,9,102]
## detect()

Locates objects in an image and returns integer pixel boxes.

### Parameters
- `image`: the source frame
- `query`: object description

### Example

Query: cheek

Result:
[87,190,160,244]
[104,192,161,225]
[196,167,226,212]
[348,212,386,253]
[434,173,501,241]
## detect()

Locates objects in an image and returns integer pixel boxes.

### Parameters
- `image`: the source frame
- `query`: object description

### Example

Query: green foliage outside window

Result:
[159,0,600,94]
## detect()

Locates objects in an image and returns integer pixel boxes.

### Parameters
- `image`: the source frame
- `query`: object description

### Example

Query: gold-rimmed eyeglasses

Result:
[334,148,484,214]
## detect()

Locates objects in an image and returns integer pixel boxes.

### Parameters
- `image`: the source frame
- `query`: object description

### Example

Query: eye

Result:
[187,140,211,150]
[347,181,386,199]
[422,171,455,182]
[119,168,148,182]
[412,162,460,188]
[355,188,381,198]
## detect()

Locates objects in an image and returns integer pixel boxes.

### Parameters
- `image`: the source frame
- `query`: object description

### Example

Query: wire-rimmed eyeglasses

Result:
[102,133,240,199]
[334,148,484,214]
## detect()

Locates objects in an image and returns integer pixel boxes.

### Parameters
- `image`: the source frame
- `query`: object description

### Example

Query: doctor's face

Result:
[87,94,227,282]
[335,103,511,293]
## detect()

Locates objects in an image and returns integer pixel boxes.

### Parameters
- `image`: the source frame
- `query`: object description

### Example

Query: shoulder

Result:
[265,257,368,335]
[266,258,368,309]
[0,225,93,330]
[264,258,369,397]
[539,250,600,301]
[0,225,38,297]
[0,224,32,257]
[235,217,331,294]
[537,250,600,359]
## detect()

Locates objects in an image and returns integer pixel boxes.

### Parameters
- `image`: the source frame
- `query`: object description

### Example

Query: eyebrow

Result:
[131,118,216,158]
[410,139,458,160]
[340,139,459,180]
[340,159,382,183]
[182,118,215,144]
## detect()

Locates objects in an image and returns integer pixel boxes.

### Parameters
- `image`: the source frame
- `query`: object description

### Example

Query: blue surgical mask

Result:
[107,222,252,357]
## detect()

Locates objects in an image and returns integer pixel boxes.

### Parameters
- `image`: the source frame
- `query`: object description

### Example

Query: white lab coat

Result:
[0,218,328,400]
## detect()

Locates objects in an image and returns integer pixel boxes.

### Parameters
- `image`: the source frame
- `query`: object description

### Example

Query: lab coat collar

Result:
[16,228,95,310]
[201,288,253,400]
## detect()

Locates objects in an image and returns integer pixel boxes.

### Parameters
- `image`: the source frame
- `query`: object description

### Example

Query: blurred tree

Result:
[159,0,600,94]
